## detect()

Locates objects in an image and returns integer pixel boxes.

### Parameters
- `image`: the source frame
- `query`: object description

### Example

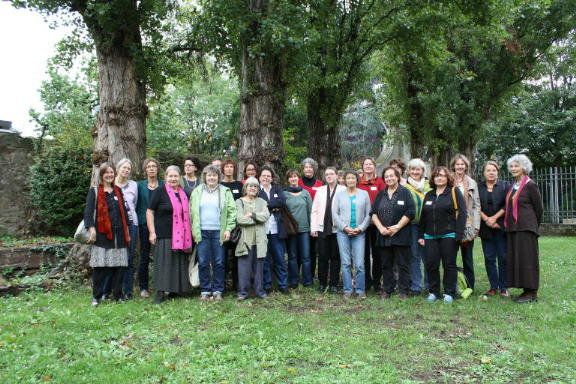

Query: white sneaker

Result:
[425,293,438,302]
[443,294,454,304]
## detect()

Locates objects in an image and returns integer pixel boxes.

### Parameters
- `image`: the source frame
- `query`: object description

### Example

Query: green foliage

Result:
[30,58,97,151]
[0,238,575,382]
[0,235,73,248]
[281,127,307,178]
[147,67,240,157]
[28,147,92,236]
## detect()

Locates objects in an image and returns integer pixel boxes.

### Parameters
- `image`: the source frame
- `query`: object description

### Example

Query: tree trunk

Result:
[306,89,342,170]
[237,0,286,175]
[80,3,147,183]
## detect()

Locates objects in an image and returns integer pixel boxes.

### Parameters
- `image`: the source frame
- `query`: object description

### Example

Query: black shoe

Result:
[318,285,326,293]
[280,287,290,295]
[514,294,537,304]
[154,292,165,305]
[329,286,338,294]
[289,284,298,289]
[124,294,133,301]
[409,290,421,297]
[373,285,382,293]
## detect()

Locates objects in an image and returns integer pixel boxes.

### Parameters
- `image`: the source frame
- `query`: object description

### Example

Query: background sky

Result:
[0,3,69,137]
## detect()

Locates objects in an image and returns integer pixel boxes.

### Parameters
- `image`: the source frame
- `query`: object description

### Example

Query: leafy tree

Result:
[13,0,174,179]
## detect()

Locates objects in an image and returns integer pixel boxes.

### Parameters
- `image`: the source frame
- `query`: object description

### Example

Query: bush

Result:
[29,147,92,236]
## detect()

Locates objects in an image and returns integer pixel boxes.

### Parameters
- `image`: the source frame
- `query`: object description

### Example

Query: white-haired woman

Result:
[189,165,237,301]
[504,154,543,303]
[404,158,432,295]
[235,177,270,299]
[111,158,139,300]
[450,154,481,291]
[147,165,193,304]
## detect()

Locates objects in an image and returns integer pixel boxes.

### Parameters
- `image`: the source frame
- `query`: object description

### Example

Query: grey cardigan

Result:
[332,188,372,232]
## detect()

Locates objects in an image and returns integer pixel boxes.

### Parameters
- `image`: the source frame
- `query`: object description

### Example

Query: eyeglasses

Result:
[185,164,195,167]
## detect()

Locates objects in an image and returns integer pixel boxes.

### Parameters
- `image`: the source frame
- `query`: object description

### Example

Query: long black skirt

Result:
[153,238,192,293]
[507,231,539,290]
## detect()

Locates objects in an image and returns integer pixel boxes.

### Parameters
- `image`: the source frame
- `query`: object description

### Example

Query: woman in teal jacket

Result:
[189,165,237,301]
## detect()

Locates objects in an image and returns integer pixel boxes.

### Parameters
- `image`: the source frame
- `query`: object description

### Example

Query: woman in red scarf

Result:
[84,162,131,307]
[504,154,543,303]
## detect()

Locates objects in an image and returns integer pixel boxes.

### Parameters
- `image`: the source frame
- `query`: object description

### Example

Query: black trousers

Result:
[225,242,239,291]
[425,237,458,297]
[93,267,123,300]
[378,245,411,294]
[459,240,475,290]
[317,232,340,288]
[310,236,318,281]
[364,225,381,290]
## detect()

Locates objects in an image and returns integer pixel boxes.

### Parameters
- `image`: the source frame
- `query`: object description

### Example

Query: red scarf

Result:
[97,185,130,243]
[504,175,531,228]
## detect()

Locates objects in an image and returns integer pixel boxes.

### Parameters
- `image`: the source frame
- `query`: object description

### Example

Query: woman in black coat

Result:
[84,162,131,307]
[504,154,543,303]
[371,167,415,299]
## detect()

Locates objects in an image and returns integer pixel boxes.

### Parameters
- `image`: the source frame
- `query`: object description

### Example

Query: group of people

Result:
[84,153,543,306]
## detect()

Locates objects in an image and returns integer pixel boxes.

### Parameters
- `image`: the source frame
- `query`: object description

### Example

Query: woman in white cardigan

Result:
[332,170,372,299]
[311,167,345,293]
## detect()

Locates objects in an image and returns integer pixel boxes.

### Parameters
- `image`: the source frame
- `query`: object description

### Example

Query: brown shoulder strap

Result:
[452,186,459,218]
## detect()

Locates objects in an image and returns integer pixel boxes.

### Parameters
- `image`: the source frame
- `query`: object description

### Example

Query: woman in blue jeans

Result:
[332,170,372,299]
[189,165,237,302]
[478,160,510,297]
[285,169,313,288]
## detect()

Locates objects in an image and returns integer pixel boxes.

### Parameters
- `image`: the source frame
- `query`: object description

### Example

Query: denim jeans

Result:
[481,231,507,290]
[287,232,312,286]
[197,230,226,294]
[138,224,152,291]
[104,224,137,297]
[263,234,288,290]
[409,224,428,292]
[336,230,366,294]
[459,240,475,290]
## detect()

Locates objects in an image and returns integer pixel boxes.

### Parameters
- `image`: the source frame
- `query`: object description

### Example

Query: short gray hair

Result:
[301,157,318,173]
[507,154,533,175]
[165,165,181,177]
[407,158,427,176]
[201,164,222,183]
[242,176,260,195]
[116,158,133,172]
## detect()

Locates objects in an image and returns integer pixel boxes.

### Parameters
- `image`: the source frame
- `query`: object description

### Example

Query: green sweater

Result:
[189,184,237,245]
[235,197,270,258]
[285,190,312,233]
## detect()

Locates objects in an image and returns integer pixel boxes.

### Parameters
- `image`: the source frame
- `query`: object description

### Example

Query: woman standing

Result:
[450,154,481,291]
[418,167,467,303]
[389,158,407,185]
[182,156,200,198]
[190,165,237,301]
[84,162,131,306]
[479,160,510,297]
[404,158,432,295]
[333,170,372,299]
[259,166,290,294]
[504,155,543,303]
[311,167,345,293]
[147,166,193,304]
[285,170,313,288]
[357,157,386,293]
[135,158,163,298]
[235,177,271,300]
[298,158,323,199]
[221,159,244,291]
[242,162,258,183]
[371,167,415,299]
[113,158,138,300]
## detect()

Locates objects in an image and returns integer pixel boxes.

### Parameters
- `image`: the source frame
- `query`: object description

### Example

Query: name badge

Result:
[233,189,239,194]
[398,200,405,205]
[312,187,319,190]
[114,196,118,201]
[274,194,278,198]
[370,186,377,191]
[425,201,433,206]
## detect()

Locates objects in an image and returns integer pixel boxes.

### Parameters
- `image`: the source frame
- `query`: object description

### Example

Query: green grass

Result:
[1,237,575,383]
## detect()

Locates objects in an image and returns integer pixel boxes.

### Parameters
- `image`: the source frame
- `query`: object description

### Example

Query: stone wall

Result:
[540,223,576,237]
[0,132,35,235]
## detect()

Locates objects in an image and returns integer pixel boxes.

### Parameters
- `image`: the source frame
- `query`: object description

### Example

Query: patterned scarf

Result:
[504,175,531,228]
[97,185,129,243]
[164,184,193,251]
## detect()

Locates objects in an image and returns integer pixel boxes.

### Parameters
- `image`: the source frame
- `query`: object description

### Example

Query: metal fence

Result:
[493,166,576,224]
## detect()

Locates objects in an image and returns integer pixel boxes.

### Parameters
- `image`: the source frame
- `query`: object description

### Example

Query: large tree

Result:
[14,0,171,178]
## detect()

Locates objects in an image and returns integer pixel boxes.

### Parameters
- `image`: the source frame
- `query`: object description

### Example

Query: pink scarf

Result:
[504,175,531,228]
[165,184,193,251]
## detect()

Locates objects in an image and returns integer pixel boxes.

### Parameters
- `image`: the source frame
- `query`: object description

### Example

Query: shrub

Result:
[29,147,92,236]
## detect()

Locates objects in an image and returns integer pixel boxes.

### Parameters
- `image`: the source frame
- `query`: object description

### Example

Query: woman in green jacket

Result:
[235,177,270,300]
[189,165,237,301]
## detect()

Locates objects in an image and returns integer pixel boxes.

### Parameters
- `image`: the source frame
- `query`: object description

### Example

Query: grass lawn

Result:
[1,237,575,383]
